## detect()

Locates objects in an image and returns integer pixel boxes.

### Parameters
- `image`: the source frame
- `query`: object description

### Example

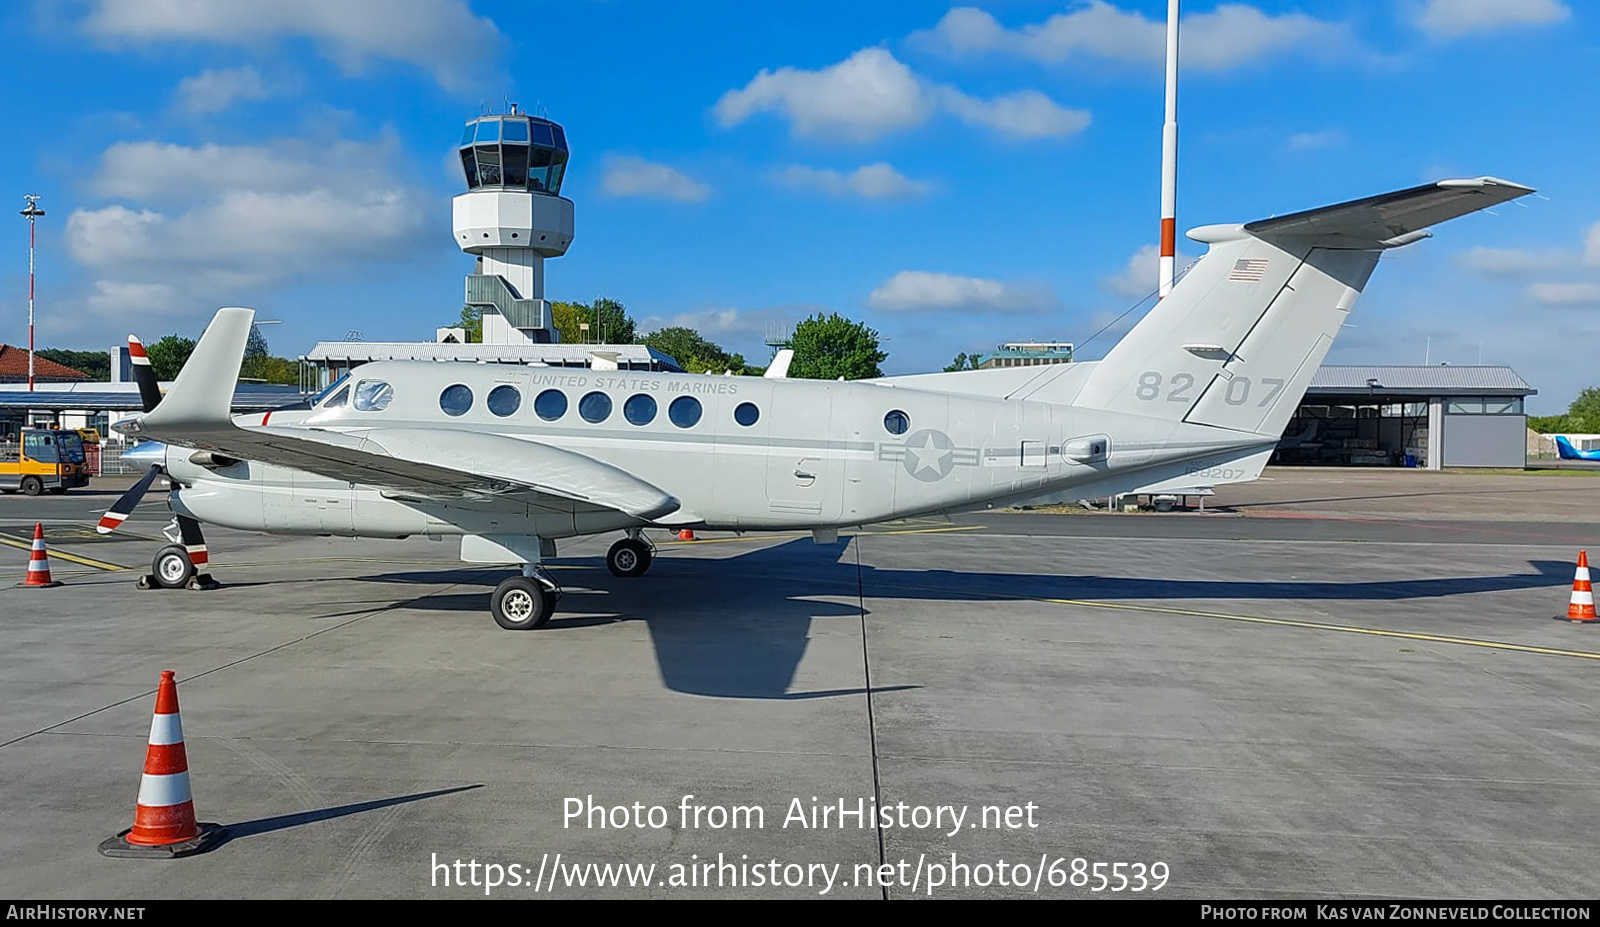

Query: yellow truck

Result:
[0,428,91,495]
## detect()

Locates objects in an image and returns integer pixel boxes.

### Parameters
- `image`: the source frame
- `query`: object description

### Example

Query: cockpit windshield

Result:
[311,375,352,407]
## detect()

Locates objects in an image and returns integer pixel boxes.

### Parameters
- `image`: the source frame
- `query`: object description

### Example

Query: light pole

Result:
[1158,0,1179,300]
[19,195,44,390]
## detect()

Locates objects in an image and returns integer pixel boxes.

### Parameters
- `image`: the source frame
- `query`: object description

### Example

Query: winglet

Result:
[139,307,254,431]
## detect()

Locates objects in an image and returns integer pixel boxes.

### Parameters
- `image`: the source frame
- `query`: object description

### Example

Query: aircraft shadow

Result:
[360,538,1568,702]
[216,784,482,846]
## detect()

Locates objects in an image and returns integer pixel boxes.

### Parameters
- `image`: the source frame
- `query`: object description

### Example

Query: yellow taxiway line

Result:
[1037,597,1600,661]
[0,535,126,572]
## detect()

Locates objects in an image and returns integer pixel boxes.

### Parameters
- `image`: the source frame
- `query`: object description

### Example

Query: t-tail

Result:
[1070,177,1535,441]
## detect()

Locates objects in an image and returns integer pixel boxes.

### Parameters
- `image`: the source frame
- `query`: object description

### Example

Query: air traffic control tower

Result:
[453,107,573,344]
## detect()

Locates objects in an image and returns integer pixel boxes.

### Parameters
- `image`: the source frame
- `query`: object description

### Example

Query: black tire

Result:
[152,544,194,589]
[491,577,552,630]
[20,476,43,497]
[606,538,653,578]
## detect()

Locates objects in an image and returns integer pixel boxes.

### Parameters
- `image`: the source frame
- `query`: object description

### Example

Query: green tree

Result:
[443,306,482,343]
[1529,415,1573,434]
[642,326,751,373]
[35,349,110,380]
[787,312,887,380]
[145,335,197,381]
[944,352,980,372]
[1568,386,1600,433]
[244,323,270,360]
[551,298,637,345]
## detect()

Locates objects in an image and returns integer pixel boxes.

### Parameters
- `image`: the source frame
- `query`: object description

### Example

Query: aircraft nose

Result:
[121,440,169,469]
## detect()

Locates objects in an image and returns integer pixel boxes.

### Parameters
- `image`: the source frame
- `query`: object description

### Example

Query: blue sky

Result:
[0,0,1594,411]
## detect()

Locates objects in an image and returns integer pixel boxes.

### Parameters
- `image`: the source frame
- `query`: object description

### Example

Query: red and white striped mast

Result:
[20,194,44,390]
[1158,0,1179,300]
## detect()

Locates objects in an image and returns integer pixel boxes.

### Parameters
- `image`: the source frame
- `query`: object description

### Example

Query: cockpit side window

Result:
[353,380,393,412]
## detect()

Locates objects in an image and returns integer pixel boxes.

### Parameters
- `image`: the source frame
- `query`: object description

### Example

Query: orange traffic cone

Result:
[99,671,227,858]
[1565,551,1597,623]
[677,529,697,541]
[21,523,61,588]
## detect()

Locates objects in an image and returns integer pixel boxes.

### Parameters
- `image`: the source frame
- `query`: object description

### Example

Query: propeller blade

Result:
[95,464,162,534]
[128,335,162,413]
[175,514,211,572]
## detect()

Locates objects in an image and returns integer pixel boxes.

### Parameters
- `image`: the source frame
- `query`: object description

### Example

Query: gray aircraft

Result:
[104,177,1532,629]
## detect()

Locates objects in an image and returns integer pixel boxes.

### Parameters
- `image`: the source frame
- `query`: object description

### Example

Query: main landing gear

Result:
[491,564,562,631]
[606,534,654,578]
[489,530,655,630]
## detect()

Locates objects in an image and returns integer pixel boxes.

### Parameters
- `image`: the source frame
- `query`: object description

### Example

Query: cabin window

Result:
[534,388,567,421]
[487,384,522,417]
[668,396,702,428]
[579,391,613,423]
[439,384,473,416]
[883,410,910,435]
[733,402,760,427]
[623,393,657,426]
[353,379,393,412]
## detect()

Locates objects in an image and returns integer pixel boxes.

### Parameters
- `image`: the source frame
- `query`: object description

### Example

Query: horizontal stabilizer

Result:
[1241,177,1534,245]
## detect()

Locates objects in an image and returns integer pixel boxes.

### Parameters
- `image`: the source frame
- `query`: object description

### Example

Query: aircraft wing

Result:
[129,308,680,521]
[1243,176,1535,245]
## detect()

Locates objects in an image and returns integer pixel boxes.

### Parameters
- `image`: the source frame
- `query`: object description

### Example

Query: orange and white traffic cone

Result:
[98,670,227,858]
[677,529,697,541]
[1565,551,1597,623]
[20,523,62,588]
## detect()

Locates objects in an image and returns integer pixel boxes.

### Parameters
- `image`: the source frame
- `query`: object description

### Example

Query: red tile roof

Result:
[0,345,92,381]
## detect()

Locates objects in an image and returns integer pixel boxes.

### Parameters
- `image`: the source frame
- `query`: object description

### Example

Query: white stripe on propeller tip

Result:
[96,511,128,534]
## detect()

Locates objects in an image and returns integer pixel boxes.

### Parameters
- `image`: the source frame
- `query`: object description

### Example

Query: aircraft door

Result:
[764,384,842,522]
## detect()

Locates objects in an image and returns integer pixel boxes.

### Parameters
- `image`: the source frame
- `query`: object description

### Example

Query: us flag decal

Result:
[1229,258,1268,282]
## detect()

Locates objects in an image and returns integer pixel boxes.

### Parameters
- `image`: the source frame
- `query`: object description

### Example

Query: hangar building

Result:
[1281,365,1535,469]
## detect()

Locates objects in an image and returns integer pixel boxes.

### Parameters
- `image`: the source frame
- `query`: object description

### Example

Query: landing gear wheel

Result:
[20,476,43,496]
[491,577,552,630]
[607,538,653,577]
[152,544,195,589]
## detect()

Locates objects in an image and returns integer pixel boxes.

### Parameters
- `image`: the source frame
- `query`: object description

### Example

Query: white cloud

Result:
[80,0,502,90]
[599,156,711,203]
[714,47,1086,142]
[939,87,1091,140]
[910,2,1356,72]
[1459,246,1572,276]
[773,163,932,200]
[89,138,397,203]
[1527,283,1600,306]
[1586,222,1600,265]
[1415,0,1570,38]
[1101,243,1198,301]
[713,48,935,142]
[868,271,1058,314]
[1285,129,1346,151]
[173,66,273,114]
[84,281,179,315]
[66,133,432,318]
